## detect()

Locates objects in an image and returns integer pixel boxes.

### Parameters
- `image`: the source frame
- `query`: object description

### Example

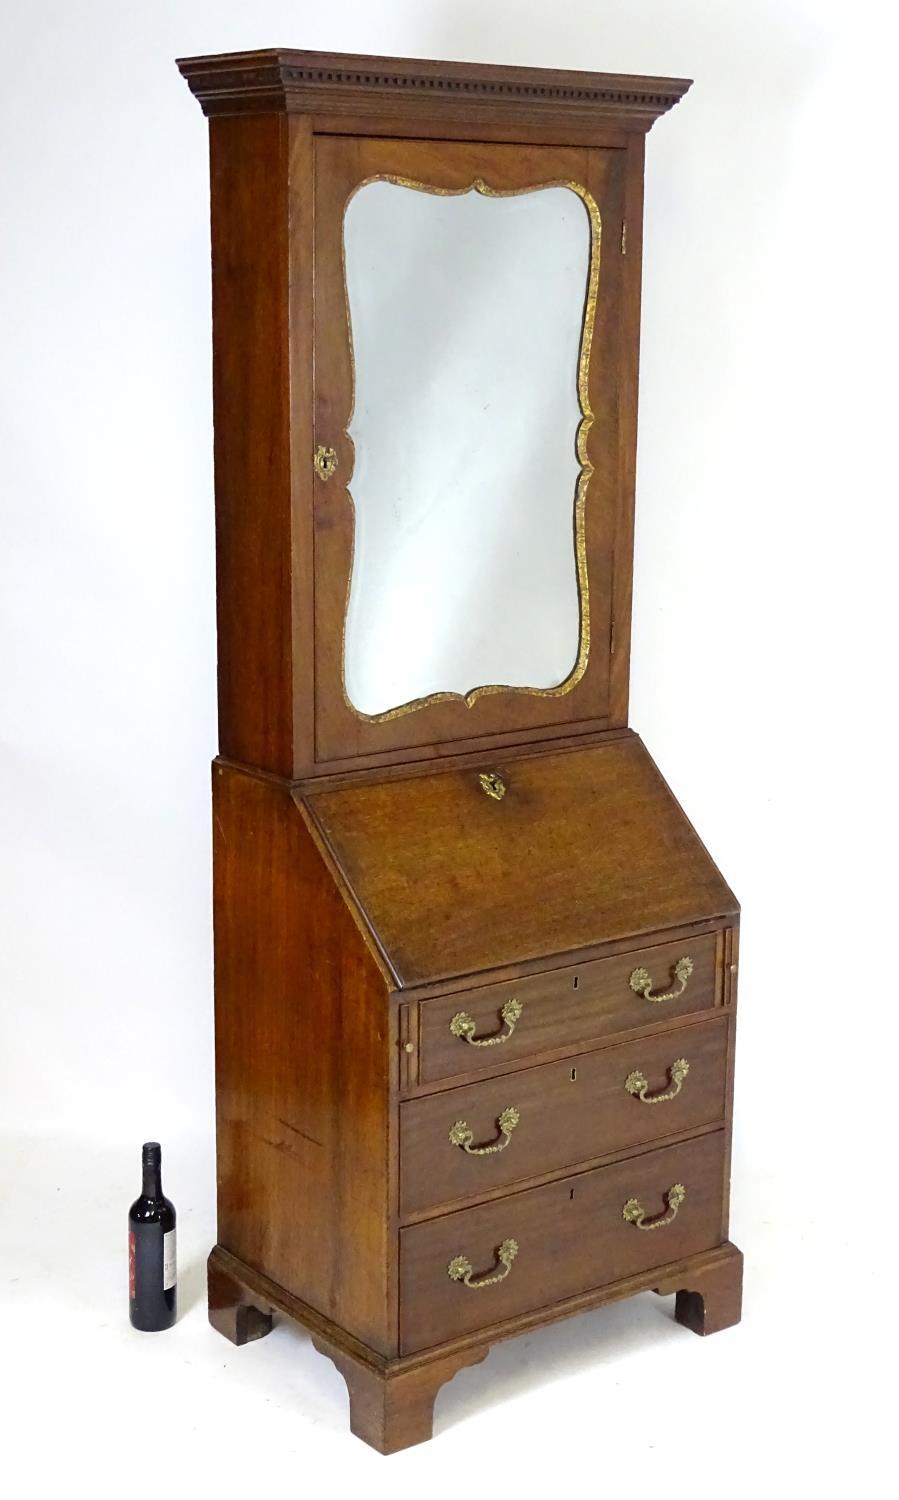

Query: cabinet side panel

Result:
[212,764,393,1354]
[608,133,645,726]
[209,115,294,774]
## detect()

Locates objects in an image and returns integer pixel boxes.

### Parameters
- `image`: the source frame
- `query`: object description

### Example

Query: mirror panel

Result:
[342,178,597,719]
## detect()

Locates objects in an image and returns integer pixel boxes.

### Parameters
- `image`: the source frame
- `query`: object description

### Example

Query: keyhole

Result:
[570,1067,577,1082]
[570,1188,576,1201]
[573,975,579,989]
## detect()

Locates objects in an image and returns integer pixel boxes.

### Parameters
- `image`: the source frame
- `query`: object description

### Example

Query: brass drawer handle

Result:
[447,1238,519,1289]
[449,997,522,1047]
[622,1183,686,1231]
[449,1106,520,1155]
[313,444,338,481]
[624,1058,689,1104]
[629,956,694,1004]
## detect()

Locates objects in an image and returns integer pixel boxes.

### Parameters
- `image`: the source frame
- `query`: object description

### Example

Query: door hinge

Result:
[620,220,628,256]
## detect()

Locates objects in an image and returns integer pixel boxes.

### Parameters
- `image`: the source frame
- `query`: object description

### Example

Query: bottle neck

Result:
[142,1161,162,1199]
[141,1145,163,1200]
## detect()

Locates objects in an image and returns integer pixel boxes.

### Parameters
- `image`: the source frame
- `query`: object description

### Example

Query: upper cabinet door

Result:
[311,136,627,766]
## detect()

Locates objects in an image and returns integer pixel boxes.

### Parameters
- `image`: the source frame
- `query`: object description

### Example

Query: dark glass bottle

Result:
[128,1141,176,1331]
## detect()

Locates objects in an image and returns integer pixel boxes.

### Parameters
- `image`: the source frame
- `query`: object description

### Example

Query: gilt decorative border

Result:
[338,174,601,724]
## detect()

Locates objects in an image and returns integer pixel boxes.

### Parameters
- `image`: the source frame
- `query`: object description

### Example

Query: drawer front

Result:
[417,933,720,1084]
[400,1131,726,1353]
[401,1016,728,1218]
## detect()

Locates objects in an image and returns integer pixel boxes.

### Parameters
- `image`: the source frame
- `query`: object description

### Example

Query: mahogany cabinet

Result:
[179,47,743,1453]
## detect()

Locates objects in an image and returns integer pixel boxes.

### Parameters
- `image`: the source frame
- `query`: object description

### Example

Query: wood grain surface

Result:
[401,1015,729,1216]
[305,737,737,985]
[415,932,720,1084]
[212,763,396,1355]
[399,1130,727,1352]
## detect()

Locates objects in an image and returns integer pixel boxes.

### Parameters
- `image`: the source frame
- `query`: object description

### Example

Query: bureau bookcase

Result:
[179,48,743,1453]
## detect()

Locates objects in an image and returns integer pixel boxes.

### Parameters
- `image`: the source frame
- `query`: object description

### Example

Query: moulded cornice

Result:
[177,48,692,133]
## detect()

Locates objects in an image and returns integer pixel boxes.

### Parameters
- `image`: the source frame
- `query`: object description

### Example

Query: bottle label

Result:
[129,1231,136,1299]
[163,1229,177,1291]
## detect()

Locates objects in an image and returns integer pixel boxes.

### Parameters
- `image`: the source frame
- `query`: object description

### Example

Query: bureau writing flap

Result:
[301,733,737,988]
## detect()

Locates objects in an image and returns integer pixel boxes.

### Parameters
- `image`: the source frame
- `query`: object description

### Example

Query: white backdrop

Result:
[1,2,896,1495]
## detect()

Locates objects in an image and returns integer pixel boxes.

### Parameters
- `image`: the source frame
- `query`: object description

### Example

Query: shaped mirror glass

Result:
[342,178,597,718]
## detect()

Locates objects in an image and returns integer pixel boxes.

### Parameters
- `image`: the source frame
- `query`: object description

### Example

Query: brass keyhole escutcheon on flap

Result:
[449,997,523,1047]
[313,444,338,481]
[447,1238,519,1289]
[449,1106,520,1156]
[628,956,694,1004]
[624,1058,690,1104]
[478,771,506,800]
[622,1183,686,1231]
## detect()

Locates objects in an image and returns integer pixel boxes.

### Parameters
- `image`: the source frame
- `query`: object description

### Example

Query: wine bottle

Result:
[128,1141,176,1331]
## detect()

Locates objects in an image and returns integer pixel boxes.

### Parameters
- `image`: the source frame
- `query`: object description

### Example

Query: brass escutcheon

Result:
[313,444,338,481]
[479,772,506,801]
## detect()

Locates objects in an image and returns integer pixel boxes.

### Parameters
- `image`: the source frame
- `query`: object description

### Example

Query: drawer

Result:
[400,1130,726,1353]
[400,1015,728,1218]
[415,933,720,1085]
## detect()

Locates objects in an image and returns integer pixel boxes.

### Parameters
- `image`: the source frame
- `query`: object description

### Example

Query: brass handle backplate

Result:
[449,1106,520,1155]
[622,1183,686,1231]
[629,956,694,1004]
[624,1058,689,1104]
[447,1238,519,1289]
[450,997,522,1047]
[313,444,338,481]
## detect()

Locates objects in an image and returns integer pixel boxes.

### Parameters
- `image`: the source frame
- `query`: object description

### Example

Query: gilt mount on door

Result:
[179,45,743,1455]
